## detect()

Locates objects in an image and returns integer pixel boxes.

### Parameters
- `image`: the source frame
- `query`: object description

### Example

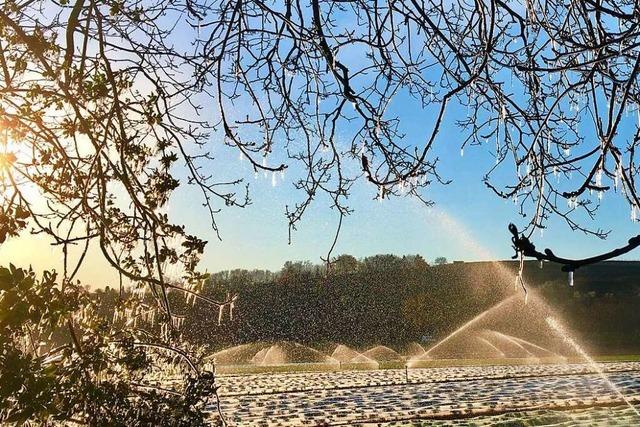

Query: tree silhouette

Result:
[434,257,448,266]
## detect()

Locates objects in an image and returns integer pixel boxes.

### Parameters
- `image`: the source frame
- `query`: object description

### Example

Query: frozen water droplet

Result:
[568,271,574,287]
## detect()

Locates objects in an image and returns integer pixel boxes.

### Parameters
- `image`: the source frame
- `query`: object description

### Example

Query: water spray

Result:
[546,317,640,418]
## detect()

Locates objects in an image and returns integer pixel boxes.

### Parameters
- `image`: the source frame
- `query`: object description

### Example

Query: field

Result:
[210,360,640,426]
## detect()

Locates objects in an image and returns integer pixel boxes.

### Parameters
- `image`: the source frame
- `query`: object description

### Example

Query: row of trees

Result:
[91,256,640,354]
[197,258,640,353]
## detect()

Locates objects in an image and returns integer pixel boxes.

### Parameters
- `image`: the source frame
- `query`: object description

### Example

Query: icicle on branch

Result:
[515,251,528,304]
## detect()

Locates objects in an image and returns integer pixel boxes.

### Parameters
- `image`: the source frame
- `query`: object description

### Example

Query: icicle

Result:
[460,147,464,157]
[172,316,184,329]
[161,322,169,340]
[280,169,285,179]
[539,260,543,269]
[515,251,528,304]
[360,143,368,157]
[271,171,277,187]
[378,185,384,201]
[568,271,574,287]
[229,300,235,321]
[217,304,224,325]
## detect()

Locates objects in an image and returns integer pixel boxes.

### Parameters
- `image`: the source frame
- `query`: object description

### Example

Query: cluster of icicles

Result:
[249,156,287,187]
[112,288,238,339]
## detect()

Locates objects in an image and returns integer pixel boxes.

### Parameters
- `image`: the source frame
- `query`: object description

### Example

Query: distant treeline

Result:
[93,256,640,355]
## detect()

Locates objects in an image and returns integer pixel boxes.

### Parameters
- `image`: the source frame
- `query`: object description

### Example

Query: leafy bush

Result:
[0,265,220,425]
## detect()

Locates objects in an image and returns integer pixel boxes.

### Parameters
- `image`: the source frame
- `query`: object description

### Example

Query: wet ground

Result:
[212,361,640,425]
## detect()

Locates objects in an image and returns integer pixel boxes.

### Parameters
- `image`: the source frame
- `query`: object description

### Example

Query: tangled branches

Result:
[3,4,640,418]
[191,0,640,259]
